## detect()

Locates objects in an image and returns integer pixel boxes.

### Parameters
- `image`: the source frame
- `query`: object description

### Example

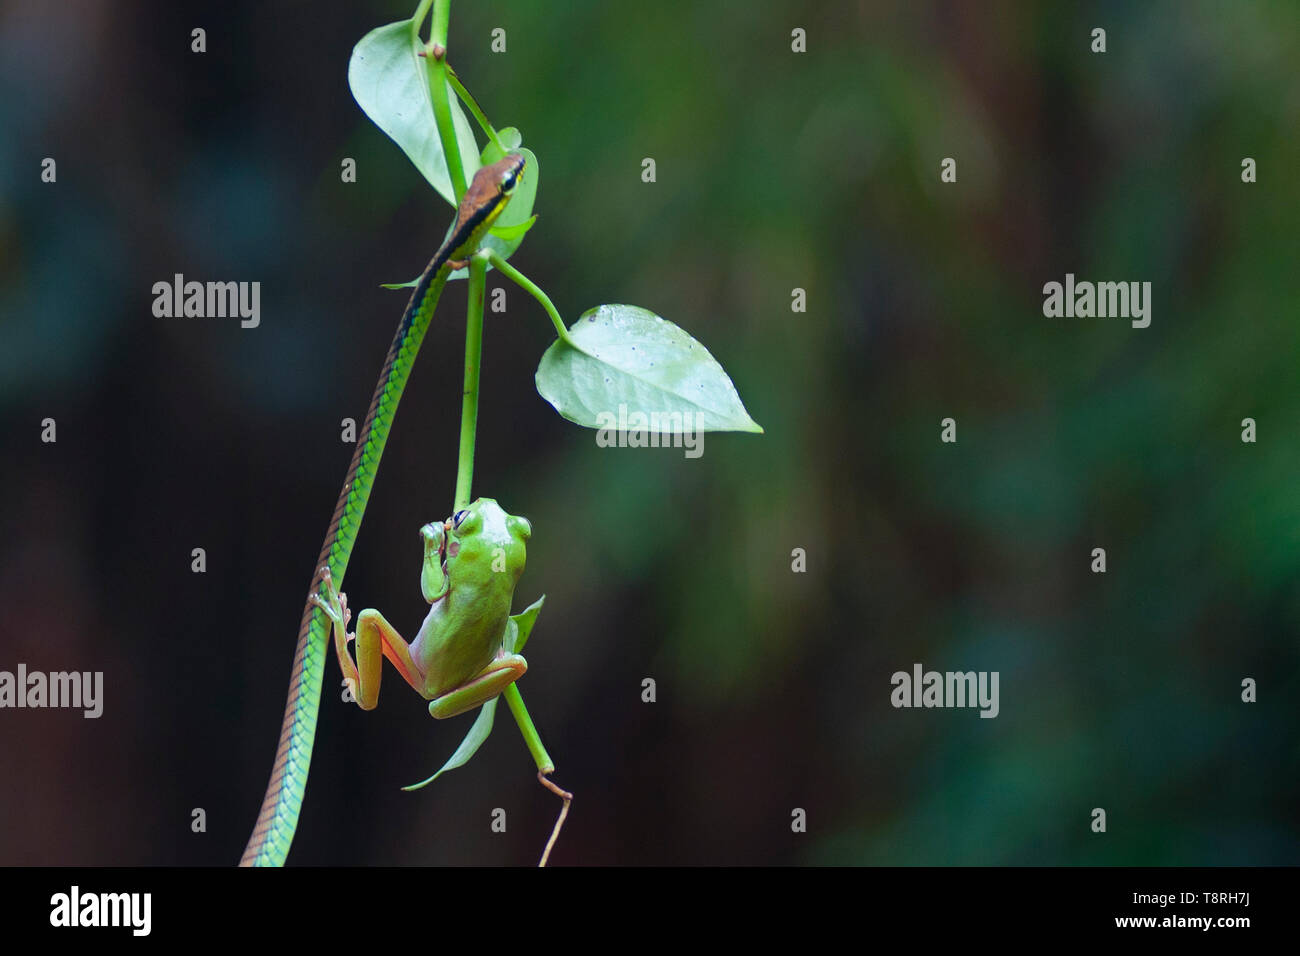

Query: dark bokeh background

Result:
[1,0,1296,865]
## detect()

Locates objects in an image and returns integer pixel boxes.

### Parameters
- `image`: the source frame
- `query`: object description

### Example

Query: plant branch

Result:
[504,683,553,773]
[502,685,570,865]
[423,0,467,200]
[536,772,572,867]
[410,0,435,41]
[429,0,450,48]
[454,253,488,512]
[487,251,574,344]
[448,67,503,152]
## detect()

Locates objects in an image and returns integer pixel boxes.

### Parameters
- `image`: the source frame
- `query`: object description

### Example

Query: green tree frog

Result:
[312,497,532,718]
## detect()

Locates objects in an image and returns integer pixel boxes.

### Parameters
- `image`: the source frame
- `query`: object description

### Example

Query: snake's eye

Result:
[452,509,469,528]
[501,155,524,192]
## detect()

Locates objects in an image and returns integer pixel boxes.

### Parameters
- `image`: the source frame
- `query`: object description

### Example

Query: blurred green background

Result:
[0,0,1296,865]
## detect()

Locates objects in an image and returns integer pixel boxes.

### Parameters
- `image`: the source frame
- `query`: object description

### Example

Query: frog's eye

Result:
[452,507,483,535]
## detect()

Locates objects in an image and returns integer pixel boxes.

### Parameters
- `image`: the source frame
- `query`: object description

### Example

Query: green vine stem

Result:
[488,251,576,345]
[410,0,435,40]
[423,0,467,200]
[504,683,554,774]
[428,0,449,47]
[504,683,573,869]
[448,67,504,153]
[454,253,488,511]
[417,0,571,864]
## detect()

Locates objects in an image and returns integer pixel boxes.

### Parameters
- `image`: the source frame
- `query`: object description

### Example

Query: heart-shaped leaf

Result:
[536,305,763,433]
[349,18,480,207]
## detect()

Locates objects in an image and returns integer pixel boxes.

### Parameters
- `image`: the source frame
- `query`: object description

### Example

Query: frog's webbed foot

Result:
[309,566,353,631]
[311,566,363,702]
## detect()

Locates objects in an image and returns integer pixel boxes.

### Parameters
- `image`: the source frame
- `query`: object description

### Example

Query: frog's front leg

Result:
[311,567,425,710]
[428,651,528,720]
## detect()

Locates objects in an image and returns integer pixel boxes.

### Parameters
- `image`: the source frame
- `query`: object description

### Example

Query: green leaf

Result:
[480,127,523,165]
[379,278,420,290]
[489,215,537,241]
[508,595,545,654]
[349,19,480,207]
[399,595,544,790]
[402,699,499,791]
[535,305,764,433]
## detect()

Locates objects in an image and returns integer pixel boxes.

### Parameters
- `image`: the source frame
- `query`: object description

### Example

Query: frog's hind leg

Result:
[347,608,429,709]
[311,567,427,710]
[427,653,526,719]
